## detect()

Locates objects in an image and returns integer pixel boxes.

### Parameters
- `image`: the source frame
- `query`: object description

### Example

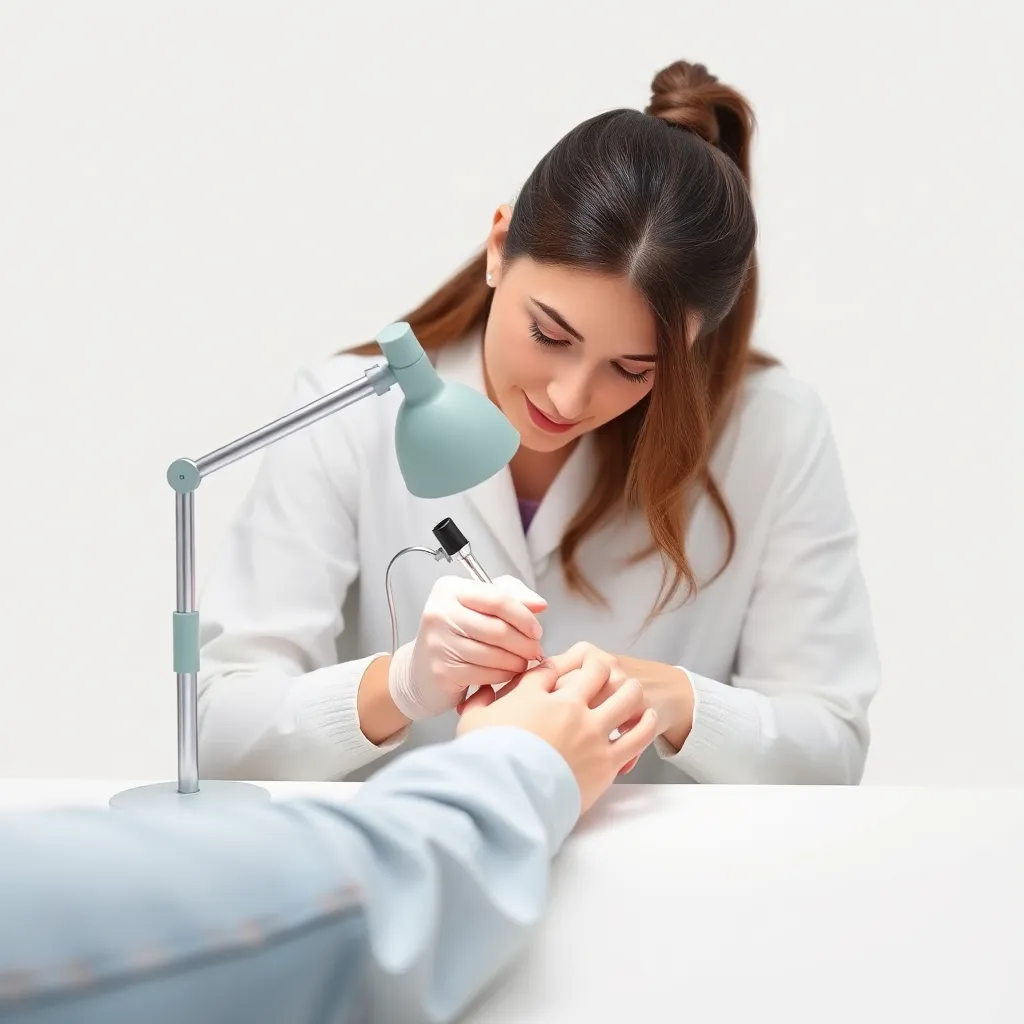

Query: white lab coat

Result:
[197,332,881,784]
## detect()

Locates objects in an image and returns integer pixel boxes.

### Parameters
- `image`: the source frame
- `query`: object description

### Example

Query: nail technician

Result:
[197,58,881,786]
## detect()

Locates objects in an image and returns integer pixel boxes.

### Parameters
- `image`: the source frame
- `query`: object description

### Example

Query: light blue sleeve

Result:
[0,727,580,1024]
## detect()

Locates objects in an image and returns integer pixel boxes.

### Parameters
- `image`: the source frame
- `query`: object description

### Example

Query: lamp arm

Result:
[165,362,397,794]
[168,363,397,490]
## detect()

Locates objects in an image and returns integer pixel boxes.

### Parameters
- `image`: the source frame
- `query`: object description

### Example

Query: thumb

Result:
[458,685,496,716]
[493,575,548,612]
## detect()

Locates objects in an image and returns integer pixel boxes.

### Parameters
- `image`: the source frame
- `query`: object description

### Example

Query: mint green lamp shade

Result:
[377,322,520,498]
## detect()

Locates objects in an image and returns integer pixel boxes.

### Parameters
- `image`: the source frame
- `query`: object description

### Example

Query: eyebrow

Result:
[530,298,658,362]
[532,299,585,341]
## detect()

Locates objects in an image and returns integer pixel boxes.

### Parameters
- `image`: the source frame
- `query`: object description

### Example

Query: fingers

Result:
[452,634,529,676]
[458,685,496,715]
[612,707,659,767]
[536,640,596,678]
[595,679,647,733]
[612,712,645,773]
[514,661,559,693]
[455,582,545,644]
[554,648,614,705]
[492,575,548,614]
[583,680,617,711]
[475,666,532,689]
[456,659,556,714]
[457,666,546,716]
[612,712,643,739]
[452,607,544,664]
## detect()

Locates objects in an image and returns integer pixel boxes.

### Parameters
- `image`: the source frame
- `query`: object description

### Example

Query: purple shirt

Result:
[518,497,541,533]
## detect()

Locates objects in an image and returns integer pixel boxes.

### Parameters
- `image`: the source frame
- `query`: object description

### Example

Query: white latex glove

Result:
[388,574,547,721]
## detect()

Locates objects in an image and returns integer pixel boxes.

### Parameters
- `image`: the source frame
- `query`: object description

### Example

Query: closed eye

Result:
[529,319,570,348]
[615,364,650,384]
[529,318,650,384]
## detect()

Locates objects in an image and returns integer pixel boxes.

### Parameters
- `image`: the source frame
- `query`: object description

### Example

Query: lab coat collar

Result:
[525,431,598,569]
[434,334,598,587]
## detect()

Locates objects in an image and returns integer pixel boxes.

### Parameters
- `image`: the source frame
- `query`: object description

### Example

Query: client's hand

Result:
[457,657,658,814]
[388,575,547,721]
[458,641,651,775]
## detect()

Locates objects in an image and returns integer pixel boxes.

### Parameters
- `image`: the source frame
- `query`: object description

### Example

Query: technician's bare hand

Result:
[387,575,547,721]
[457,655,658,814]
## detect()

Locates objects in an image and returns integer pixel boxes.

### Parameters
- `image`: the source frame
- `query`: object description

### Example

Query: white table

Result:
[2,781,1022,1022]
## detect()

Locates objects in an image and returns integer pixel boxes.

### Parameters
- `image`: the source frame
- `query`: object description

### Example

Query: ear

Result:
[686,310,704,349]
[485,204,513,285]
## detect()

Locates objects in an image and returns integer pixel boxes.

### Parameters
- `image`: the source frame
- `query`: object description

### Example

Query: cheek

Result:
[497,337,548,389]
[487,313,531,381]
[593,379,652,423]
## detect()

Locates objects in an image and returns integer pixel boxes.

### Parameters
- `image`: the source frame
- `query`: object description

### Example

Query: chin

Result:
[517,423,579,452]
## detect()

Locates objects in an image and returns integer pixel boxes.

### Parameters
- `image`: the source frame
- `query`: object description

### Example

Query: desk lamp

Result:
[110,322,519,809]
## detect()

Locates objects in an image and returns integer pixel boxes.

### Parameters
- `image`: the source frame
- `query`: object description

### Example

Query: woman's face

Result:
[483,211,660,454]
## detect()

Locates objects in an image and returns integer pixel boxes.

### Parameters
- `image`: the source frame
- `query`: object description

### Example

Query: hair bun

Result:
[645,60,721,146]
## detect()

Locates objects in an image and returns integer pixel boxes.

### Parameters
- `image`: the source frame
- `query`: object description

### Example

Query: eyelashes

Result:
[528,319,568,349]
[528,319,650,384]
[614,364,651,384]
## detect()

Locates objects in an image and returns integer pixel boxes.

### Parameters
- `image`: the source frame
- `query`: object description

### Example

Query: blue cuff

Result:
[451,726,581,849]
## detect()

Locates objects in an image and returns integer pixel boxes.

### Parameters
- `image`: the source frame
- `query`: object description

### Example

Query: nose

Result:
[546,365,594,423]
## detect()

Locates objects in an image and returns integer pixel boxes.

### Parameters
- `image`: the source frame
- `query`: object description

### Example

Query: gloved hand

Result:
[388,575,547,721]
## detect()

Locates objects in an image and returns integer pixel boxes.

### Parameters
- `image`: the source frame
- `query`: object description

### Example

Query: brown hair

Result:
[356,60,774,618]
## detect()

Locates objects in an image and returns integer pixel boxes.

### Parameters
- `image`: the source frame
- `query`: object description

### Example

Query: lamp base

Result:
[109,779,271,810]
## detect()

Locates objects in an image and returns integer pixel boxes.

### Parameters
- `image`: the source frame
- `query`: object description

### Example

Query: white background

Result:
[0,2,1020,783]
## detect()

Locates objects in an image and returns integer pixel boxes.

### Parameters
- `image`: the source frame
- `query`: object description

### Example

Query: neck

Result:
[509,442,575,502]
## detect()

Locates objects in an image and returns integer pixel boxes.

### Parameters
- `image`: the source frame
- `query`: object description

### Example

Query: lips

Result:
[525,395,577,434]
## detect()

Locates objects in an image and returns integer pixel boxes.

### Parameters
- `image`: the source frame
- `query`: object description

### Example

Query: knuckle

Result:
[422,604,446,624]
[534,659,560,681]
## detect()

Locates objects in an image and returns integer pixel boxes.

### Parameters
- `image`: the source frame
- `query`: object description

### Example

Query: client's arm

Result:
[0,661,655,1024]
